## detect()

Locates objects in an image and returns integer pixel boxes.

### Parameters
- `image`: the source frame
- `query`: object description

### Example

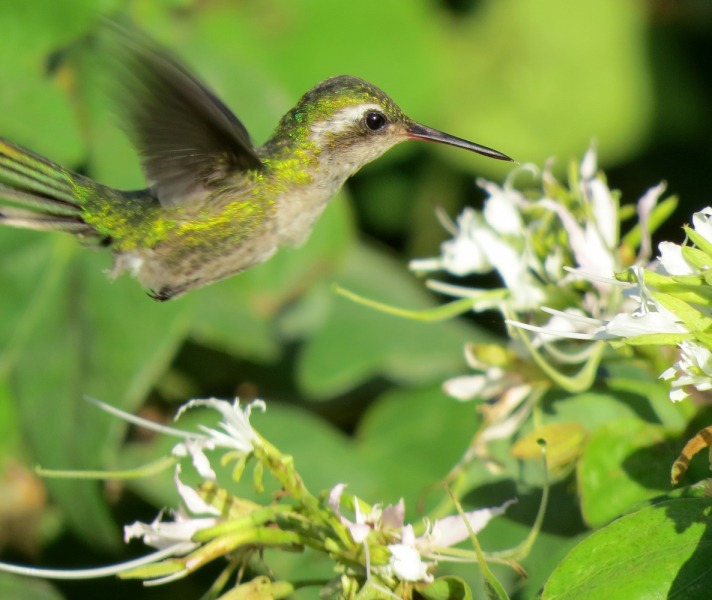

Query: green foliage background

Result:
[1,0,712,599]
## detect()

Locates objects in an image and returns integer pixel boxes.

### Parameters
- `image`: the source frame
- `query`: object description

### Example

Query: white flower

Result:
[124,465,220,554]
[84,396,264,485]
[175,398,263,453]
[388,526,430,582]
[384,500,516,582]
[422,500,516,549]
[171,399,264,480]
[693,207,712,244]
[658,206,712,276]
[637,182,666,259]
[409,165,547,311]
[329,484,404,544]
[442,344,522,402]
[658,241,698,276]
[409,208,493,276]
[507,267,687,343]
[537,198,616,284]
[660,341,712,402]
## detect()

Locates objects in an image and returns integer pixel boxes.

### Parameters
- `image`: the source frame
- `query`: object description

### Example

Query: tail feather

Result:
[0,184,82,217]
[0,207,93,234]
[0,137,98,237]
[0,156,76,203]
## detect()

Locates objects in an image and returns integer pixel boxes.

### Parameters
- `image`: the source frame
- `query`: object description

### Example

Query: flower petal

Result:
[658,242,699,276]
[604,312,684,337]
[174,465,221,516]
[382,499,405,531]
[388,543,431,582]
[424,500,516,548]
[587,179,616,249]
[580,141,597,180]
[638,182,666,259]
[693,208,712,245]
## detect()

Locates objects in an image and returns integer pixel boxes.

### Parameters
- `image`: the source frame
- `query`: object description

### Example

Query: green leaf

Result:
[357,385,479,516]
[685,226,712,260]
[621,195,678,250]
[604,376,687,431]
[681,246,712,270]
[0,573,65,600]
[298,243,492,399]
[437,0,653,177]
[543,498,712,599]
[419,576,473,600]
[610,332,693,347]
[538,393,636,433]
[622,269,712,306]
[577,419,678,527]
[651,291,712,331]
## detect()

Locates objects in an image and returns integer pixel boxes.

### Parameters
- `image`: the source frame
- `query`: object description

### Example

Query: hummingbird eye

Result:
[364,111,387,132]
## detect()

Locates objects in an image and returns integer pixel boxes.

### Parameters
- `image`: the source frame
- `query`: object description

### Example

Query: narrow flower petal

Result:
[408,257,444,272]
[382,499,405,531]
[443,374,503,402]
[329,483,347,515]
[424,500,516,549]
[173,439,217,481]
[660,367,677,381]
[587,179,616,250]
[638,182,666,259]
[580,141,597,180]
[177,398,262,452]
[174,465,221,516]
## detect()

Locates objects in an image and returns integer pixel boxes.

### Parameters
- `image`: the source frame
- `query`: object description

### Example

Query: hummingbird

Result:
[0,27,514,301]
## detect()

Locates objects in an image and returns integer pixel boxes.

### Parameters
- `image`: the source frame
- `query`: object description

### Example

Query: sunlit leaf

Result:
[543,498,712,599]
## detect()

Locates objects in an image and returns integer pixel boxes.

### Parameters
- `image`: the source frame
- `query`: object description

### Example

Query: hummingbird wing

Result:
[107,24,264,208]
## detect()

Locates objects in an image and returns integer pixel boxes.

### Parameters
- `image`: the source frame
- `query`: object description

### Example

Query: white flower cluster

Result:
[329,483,514,583]
[86,396,264,573]
[509,201,712,402]
[409,166,550,311]
[655,208,712,401]
[414,141,666,377]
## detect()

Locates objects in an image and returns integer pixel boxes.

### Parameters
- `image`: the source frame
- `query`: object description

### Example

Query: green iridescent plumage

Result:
[0,25,513,300]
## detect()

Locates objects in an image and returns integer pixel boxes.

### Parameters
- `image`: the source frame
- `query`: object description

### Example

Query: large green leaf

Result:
[298,243,493,398]
[543,498,712,599]
[356,385,479,516]
[4,238,193,549]
[577,418,678,528]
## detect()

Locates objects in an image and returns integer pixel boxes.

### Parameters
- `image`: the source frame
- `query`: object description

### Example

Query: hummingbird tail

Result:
[0,137,97,236]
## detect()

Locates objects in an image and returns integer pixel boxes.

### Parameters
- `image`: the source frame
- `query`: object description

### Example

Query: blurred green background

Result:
[1,0,711,599]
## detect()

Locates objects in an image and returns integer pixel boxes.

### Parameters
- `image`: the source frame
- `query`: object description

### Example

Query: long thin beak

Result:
[407,123,516,163]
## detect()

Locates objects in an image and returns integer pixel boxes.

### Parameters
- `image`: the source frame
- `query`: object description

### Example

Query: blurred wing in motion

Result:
[105,23,264,207]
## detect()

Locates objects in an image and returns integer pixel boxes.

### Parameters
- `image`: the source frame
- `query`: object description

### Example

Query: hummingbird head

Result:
[271,75,514,179]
